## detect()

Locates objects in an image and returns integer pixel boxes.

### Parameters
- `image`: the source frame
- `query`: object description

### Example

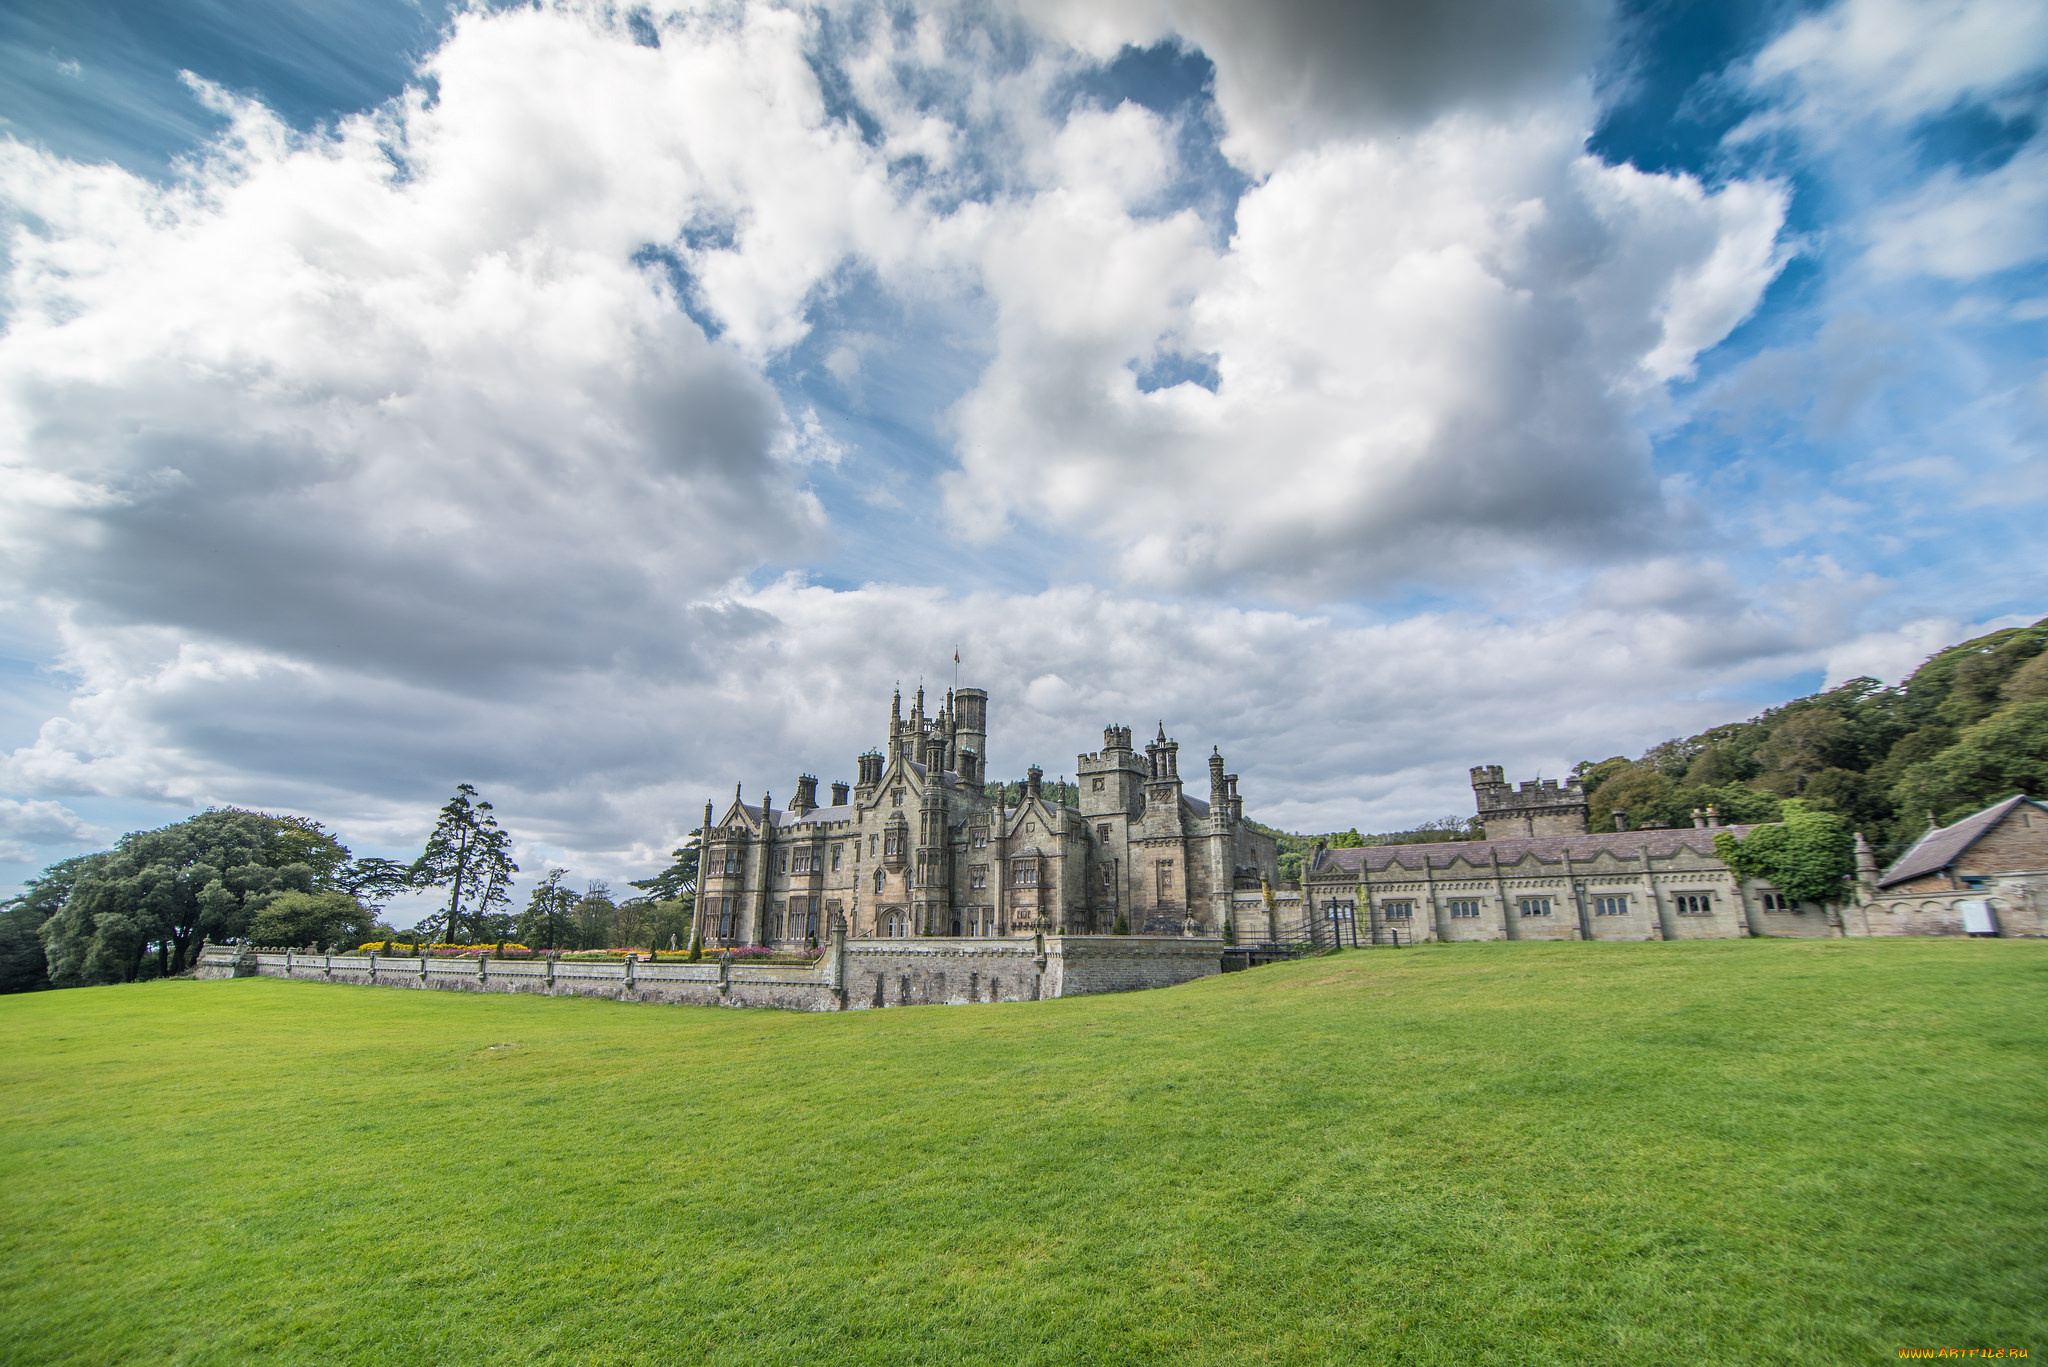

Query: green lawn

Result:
[3,940,2043,1366]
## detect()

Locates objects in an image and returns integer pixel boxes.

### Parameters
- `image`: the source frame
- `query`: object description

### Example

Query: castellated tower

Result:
[1470,765,1589,839]
[954,687,988,786]
[1079,724,1144,816]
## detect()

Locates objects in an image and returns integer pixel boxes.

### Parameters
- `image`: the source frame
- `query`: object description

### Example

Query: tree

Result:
[1892,700,2048,824]
[628,834,700,904]
[642,899,696,954]
[1,855,105,994]
[517,869,579,952]
[1586,766,1674,829]
[409,785,518,945]
[0,901,50,994]
[41,810,335,985]
[574,881,616,948]
[335,857,416,911]
[1713,801,1855,905]
[247,891,377,949]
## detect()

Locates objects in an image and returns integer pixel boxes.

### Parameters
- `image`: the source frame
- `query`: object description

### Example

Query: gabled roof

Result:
[1308,826,1753,877]
[1878,795,2043,889]
[902,759,959,789]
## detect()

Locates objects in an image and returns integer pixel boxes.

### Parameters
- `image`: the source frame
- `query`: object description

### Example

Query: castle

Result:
[693,678,2047,955]
[693,683,1278,947]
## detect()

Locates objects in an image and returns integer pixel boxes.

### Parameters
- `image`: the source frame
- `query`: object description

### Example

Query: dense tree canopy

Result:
[1713,801,1856,905]
[38,809,363,986]
[517,869,579,952]
[1576,619,2048,861]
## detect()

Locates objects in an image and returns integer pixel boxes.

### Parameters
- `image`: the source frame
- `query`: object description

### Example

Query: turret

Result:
[1471,763,1587,838]
[1080,722,1145,817]
[890,688,903,761]
[955,686,988,786]
[1209,746,1227,816]
[916,731,950,935]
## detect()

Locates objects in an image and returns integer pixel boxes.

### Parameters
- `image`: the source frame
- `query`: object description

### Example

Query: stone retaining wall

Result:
[194,933,1227,1010]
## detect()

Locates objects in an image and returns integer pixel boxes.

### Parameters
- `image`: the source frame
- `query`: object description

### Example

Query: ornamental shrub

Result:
[1713,800,1855,905]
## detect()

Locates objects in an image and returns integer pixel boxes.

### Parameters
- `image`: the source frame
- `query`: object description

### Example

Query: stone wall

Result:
[193,933,1228,1010]
[1848,879,2048,938]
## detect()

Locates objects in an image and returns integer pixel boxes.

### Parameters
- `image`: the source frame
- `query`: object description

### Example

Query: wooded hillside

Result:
[1573,617,2048,861]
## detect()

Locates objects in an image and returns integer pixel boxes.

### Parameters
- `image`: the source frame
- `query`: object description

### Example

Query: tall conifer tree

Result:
[410,784,518,945]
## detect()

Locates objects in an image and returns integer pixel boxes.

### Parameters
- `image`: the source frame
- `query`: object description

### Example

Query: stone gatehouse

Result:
[695,683,1278,948]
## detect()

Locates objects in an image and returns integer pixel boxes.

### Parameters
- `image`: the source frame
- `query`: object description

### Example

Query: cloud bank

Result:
[0,0,2034,897]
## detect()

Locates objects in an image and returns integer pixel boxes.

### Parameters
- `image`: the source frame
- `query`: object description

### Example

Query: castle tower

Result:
[917,736,951,935]
[1079,724,1143,818]
[1470,765,1588,839]
[955,687,988,786]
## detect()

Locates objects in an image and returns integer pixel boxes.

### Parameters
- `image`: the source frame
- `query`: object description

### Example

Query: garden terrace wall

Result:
[193,935,1228,1010]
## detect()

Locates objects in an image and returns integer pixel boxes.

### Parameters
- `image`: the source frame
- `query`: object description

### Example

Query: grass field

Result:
[3,939,2044,1366]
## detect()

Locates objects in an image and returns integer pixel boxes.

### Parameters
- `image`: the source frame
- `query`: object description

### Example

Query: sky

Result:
[0,0,2043,919]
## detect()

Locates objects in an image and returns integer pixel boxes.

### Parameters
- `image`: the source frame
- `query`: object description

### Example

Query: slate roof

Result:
[1307,826,1754,878]
[903,760,959,788]
[1877,795,2041,889]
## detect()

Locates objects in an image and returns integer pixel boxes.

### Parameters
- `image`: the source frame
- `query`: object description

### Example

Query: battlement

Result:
[1470,765,1587,838]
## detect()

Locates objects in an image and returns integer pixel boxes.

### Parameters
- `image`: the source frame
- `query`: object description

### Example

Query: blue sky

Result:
[0,0,2042,915]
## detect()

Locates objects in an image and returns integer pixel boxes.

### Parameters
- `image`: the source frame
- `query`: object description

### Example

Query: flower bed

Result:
[546,945,826,966]
[357,942,535,959]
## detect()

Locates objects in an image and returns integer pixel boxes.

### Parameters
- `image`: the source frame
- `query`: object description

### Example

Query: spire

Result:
[1156,720,1167,743]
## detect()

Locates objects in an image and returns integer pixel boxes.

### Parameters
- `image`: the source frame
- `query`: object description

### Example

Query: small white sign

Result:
[1959,899,1997,935]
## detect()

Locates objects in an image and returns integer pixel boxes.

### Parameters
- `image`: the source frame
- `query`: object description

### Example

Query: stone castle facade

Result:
[1285,767,2048,944]
[694,683,1278,947]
